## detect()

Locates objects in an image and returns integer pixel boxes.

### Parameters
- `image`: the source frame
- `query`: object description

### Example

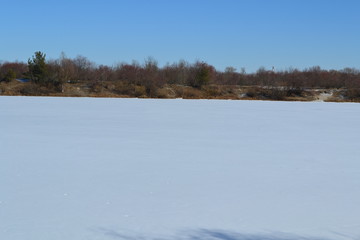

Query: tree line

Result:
[1,51,360,99]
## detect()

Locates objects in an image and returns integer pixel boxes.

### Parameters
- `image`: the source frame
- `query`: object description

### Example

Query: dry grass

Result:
[1,80,358,102]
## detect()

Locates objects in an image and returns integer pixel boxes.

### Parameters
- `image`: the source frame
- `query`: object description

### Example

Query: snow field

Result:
[1,96,360,240]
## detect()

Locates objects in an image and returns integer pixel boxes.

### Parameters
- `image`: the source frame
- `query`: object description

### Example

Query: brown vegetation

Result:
[1,52,360,102]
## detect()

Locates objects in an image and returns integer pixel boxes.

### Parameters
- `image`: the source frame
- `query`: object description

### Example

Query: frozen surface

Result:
[1,96,360,240]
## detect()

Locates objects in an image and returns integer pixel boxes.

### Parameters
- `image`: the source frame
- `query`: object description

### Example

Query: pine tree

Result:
[3,69,16,82]
[27,51,47,84]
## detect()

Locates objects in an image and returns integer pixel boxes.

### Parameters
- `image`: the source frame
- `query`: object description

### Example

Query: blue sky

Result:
[1,0,360,72]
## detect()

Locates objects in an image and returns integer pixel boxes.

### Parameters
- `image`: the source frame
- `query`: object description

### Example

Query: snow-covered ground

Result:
[1,96,360,240]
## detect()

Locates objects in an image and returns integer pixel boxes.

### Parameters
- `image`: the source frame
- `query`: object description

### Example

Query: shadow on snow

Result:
[96,228,333,240]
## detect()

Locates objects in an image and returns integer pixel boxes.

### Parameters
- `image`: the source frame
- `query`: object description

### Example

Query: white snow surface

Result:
[1,96,360,240]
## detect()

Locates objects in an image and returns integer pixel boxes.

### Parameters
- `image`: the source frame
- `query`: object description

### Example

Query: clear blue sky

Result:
[1,0,360,72]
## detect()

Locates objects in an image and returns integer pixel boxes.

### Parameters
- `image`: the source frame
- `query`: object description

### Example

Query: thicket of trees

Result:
[1,51,360,100]
[0,61,27,82]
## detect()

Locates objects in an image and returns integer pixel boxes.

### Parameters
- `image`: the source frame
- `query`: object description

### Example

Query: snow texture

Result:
[1,96,360,240]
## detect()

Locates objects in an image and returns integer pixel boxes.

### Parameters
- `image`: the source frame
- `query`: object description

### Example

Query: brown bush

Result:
[286,87,304,97]
[19,83,55,96]
[156,87,176,98]
[0,84,5,95]
[134,85,146,97]
[181,87,203,99]
[171,85,203,99]
[245,87,287,100]
[345,88,360,100]
[203,85,221,98]
[89,82,103,93]
[114,81,134,96]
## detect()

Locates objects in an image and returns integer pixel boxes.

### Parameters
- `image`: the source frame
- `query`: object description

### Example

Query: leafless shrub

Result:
[134,85,146,97]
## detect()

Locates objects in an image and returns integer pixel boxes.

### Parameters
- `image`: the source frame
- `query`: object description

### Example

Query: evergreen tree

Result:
[189,62,214,88]
[27,51,47,84]
[3,69,16,82]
